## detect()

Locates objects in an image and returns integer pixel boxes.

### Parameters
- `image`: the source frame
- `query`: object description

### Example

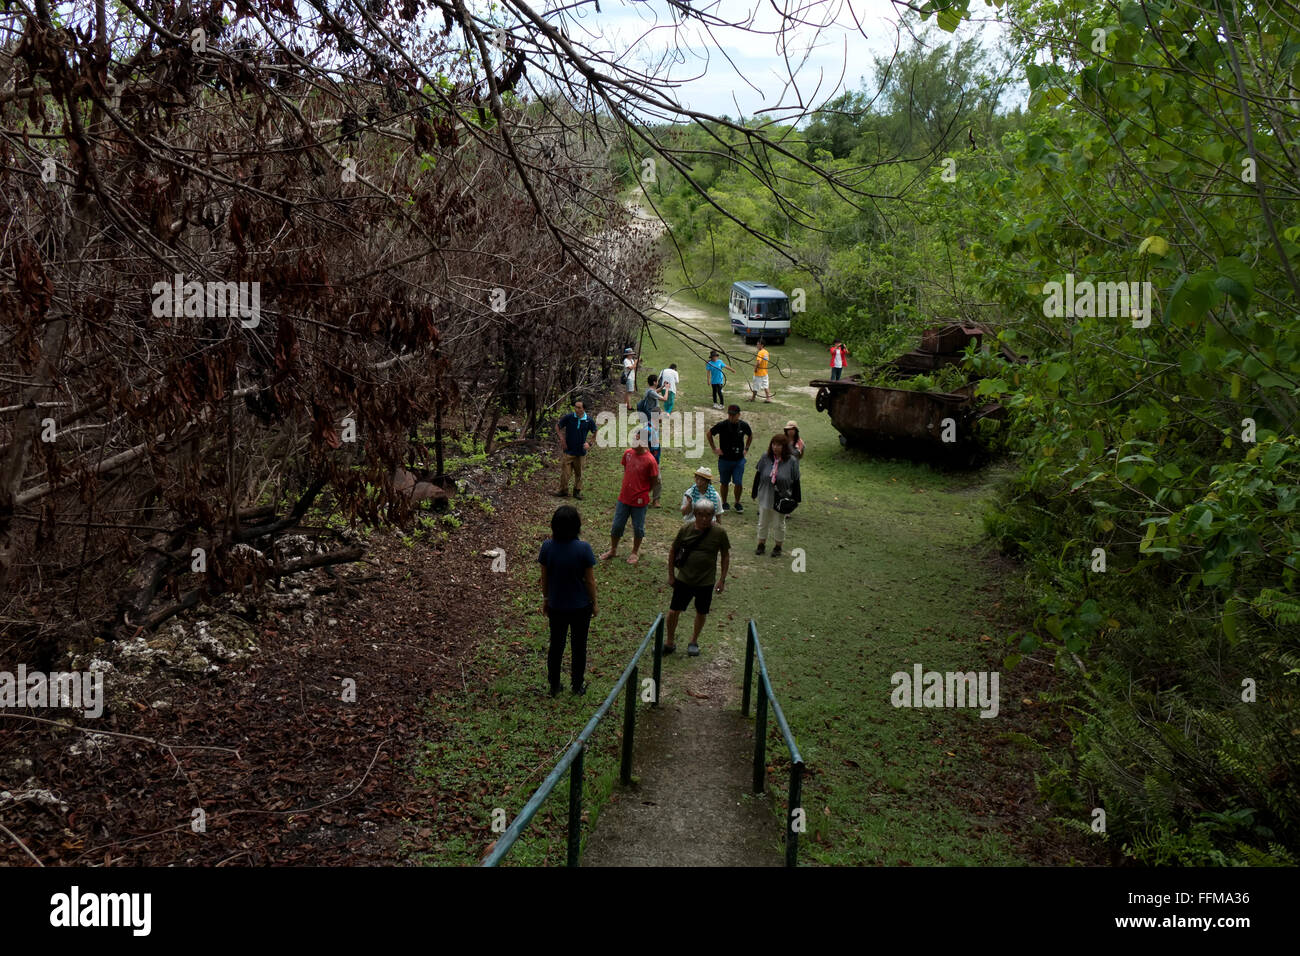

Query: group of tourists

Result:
[632,338,790,412]
[538,336,845,694]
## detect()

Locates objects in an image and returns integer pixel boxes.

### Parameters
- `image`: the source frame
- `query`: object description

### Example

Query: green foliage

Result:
[641,31,1012,357]
[958,0,1300,865]
[461,491,496,515]
[508,452,544,483]
[641,0,1299,866]
[860,363,972,394]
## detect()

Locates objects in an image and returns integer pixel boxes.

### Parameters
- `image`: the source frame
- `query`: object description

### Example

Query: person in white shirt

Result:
[659,363,679,413]
[829,339,850,381]
[621,348,637,410]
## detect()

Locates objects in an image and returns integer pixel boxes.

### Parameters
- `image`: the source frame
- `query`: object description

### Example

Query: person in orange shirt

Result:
[748,339,773,403]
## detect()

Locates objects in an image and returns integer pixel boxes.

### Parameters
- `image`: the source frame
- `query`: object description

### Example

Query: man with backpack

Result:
[639,373,669,419]
[665,499,729,656]
[707,404,752,514]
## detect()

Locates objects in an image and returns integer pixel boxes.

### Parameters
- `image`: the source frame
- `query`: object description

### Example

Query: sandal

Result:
[688,643,700,657]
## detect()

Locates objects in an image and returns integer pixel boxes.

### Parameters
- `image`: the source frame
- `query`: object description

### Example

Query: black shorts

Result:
[670,580,714,615]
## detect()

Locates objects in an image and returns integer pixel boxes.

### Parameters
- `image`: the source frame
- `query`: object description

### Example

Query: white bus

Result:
[728,281,791,345]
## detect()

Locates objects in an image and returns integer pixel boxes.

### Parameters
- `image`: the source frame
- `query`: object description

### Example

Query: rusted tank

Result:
[889,324,991,374]
[812,322,1018,463]
[812,378,1005,464]
[921,324,986,354]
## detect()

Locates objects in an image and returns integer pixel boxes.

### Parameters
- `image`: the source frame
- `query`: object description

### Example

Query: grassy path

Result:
[578,292,1057,864]
[580,629,781,867]
[414,290,1094,866]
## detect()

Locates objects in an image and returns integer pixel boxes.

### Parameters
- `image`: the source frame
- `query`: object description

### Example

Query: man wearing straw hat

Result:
[680,466,723,524]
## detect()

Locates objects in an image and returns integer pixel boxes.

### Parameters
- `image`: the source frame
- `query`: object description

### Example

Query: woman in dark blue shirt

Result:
[537,505,599,695]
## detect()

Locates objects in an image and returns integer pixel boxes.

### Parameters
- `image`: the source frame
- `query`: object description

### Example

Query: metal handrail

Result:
[482,613,665,867]
[741,618,806,867]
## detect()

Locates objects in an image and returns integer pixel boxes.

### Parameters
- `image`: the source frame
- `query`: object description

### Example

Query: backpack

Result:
[636,395,651,420]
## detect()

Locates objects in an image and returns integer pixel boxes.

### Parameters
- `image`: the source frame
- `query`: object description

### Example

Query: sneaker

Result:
[733,502,744,514]
[722,502,731,513]
[572,682,587,695]
[549,684,561,697]
[556,489,569,497]
[771,544,782,558]
[573,490,583,500]
[663,643,676,655]
[755,542,766,555]
[687,643,700,657]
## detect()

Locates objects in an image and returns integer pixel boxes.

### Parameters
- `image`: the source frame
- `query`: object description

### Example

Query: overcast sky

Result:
[539,0,1009,121]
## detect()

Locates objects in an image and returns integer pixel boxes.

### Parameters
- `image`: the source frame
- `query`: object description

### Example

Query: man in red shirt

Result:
[600,429,660,565]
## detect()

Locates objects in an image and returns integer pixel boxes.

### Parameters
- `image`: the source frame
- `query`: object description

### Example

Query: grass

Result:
[409,512,663,866]
[600,289,1032,864]
[412,287,1049,866]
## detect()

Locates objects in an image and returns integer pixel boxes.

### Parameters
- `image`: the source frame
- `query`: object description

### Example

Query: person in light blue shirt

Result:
[705,351,733,408]
[644,419,663,506]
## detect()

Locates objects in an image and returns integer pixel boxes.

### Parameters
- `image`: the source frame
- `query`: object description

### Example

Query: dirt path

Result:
[581,623,782,867]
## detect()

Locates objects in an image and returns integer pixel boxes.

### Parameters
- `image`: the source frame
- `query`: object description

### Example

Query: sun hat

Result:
[693,466,713,481]
[784,420,798,429]
[624,347,634,353]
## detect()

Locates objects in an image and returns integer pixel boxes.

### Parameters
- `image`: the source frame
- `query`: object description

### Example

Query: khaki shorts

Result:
[752,374,769,391]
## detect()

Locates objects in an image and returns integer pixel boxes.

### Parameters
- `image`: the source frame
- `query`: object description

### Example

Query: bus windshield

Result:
[751,299,789,319]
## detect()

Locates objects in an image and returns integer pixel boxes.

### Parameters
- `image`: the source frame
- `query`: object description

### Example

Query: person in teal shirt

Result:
[705,351,733,408]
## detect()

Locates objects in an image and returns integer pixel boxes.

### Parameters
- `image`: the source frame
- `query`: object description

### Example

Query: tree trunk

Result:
[434,402,445,479]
